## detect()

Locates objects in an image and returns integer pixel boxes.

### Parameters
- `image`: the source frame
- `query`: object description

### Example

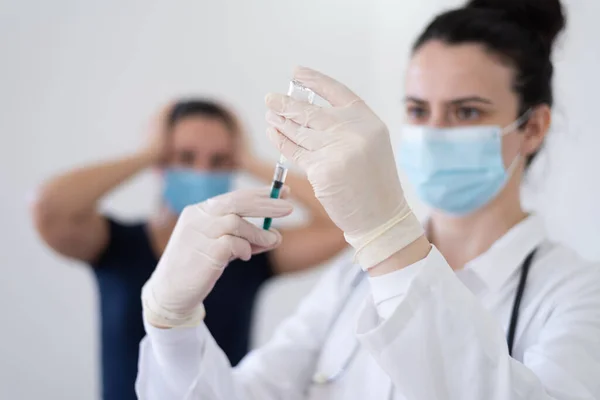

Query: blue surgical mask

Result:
[396,113,529,215]
[162,168,233,214]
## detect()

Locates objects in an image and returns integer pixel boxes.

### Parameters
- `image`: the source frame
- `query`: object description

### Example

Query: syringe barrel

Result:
[263,80,316,231]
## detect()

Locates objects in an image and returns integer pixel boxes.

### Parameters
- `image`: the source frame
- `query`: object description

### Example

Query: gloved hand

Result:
[142,188,293,328]
[265,67,424,270]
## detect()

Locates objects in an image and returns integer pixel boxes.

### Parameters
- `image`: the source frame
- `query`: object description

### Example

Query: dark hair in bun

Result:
[466,0,565,53]
[412,0,566,166]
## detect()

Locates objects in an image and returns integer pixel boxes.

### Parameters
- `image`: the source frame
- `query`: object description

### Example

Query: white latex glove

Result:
[142,188,293,328]
[265,67,423,270]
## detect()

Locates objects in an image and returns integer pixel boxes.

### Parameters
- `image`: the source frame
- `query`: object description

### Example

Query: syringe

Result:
[263,80,315,230]
[262,155,289,230]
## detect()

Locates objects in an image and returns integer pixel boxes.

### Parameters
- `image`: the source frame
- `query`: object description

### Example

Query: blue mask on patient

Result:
[396,114,529,215]
[162,168,233,214]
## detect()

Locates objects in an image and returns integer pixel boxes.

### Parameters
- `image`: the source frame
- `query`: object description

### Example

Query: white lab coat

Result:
[136,216,600,399]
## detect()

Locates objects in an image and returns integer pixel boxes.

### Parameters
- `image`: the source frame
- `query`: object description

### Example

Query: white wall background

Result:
[1,1,599,399]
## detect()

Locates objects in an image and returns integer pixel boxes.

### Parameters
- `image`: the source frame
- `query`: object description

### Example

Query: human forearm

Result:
[358,247,591,400]
[35,151,155,219]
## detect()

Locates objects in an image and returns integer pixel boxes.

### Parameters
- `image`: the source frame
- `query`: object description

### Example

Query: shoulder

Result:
[536,240,599,277]
[91,215,153,269]
[103,215,147,236]
[533,240,600,304]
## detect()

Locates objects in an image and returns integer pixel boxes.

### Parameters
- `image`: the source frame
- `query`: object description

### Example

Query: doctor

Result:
[136,0,600,398]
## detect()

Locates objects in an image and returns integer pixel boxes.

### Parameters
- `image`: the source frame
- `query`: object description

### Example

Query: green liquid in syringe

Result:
[263,180,284,230]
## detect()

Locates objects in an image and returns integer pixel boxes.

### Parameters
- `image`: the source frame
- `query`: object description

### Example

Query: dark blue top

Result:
[92,217,274,400]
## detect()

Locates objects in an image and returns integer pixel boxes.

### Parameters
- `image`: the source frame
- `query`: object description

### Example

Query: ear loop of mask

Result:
[500,108,533,175]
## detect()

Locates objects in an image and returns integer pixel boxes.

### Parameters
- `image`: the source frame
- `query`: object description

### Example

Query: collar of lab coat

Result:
[418,213,546,293]
[461,215,546,293]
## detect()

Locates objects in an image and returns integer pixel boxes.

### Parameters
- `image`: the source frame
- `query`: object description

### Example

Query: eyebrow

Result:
[404,96,493,105]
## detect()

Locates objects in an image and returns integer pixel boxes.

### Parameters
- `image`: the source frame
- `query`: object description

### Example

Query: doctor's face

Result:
[403,40,526,167]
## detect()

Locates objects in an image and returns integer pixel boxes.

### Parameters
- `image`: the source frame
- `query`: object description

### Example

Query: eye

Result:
[456,107,481,121]
[211,154,234,168]
[177,151,195,166]
[406,105,428,121]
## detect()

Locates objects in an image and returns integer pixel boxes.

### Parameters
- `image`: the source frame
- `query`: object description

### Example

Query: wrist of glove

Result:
[141,188,293,328]
[142,282,207,328]
[345,203,424,269]
[265,67,423,271]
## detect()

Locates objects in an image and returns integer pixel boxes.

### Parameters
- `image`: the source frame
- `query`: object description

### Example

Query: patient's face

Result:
[167,116,236,172]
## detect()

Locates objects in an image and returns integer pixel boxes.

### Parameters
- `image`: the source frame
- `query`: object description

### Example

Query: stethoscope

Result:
[311,248,537,385]
[311,270,366,385]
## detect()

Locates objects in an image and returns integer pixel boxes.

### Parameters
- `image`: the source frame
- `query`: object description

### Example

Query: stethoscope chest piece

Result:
[312,373,330,385]
[311,339,361,385]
